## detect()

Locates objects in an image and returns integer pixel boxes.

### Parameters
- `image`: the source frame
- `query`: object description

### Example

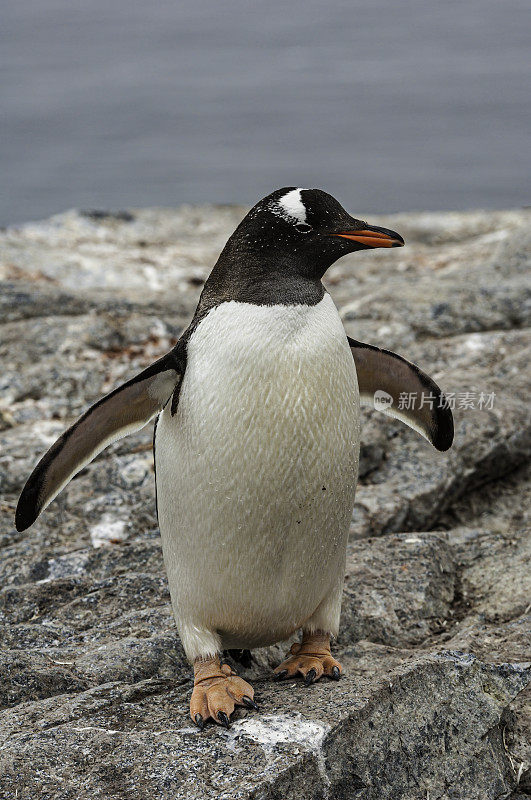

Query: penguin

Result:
[15,188,453,730]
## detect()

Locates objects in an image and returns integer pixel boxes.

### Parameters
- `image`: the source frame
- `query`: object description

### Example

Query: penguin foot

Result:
[190,655,257,729]
[273,631,342,684]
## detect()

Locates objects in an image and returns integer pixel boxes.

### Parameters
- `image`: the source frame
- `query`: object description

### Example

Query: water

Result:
[2,0,530,226]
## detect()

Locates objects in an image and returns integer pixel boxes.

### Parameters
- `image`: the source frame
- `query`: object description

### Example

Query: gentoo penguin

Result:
[16,188,453,730]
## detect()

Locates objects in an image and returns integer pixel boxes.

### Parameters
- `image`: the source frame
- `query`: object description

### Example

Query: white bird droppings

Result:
[465,334,486,351]
[90,514,128,548]
[229,713,330,749]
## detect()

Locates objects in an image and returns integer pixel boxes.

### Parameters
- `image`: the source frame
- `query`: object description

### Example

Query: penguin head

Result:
[230,187,404,279]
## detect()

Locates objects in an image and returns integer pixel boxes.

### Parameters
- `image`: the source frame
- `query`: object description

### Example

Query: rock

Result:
[340,532,456,647]
[0,650,527,800]
[506,685,531,795]
[0,206,529,798]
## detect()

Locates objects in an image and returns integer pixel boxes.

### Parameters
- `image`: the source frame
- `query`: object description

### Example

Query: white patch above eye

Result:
[269,188,307,224]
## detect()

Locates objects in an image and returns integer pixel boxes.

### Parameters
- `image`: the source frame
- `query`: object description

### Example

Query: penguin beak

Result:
[330,224,404,248]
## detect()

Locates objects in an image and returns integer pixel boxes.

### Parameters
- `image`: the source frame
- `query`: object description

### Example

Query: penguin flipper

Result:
[15,352,183,532]
[348,337,453,452]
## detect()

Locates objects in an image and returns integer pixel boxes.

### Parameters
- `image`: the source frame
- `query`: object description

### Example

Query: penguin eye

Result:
[295,223,312,234]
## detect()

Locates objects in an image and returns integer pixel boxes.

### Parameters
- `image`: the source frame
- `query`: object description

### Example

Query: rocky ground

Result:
[0,204,529,799]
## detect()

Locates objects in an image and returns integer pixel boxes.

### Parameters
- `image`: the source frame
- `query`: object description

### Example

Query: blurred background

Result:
[2,0,530,226]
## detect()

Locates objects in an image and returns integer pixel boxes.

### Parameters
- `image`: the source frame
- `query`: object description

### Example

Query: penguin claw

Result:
[331,665,341,681]
[242,695,259,710]
[194,713,204,731]
[274,669,288,680]
[218,711,231,729]
[304,668,317,686]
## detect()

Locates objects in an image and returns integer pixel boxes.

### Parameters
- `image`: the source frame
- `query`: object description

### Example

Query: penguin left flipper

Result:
[15,351,183,532]
[348,337,454,452]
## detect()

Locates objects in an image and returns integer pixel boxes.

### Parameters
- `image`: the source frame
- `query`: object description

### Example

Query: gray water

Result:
[2,0,530,226]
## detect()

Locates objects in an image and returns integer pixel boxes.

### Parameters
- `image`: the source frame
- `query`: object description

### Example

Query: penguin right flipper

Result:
[15,351,183,532]
[348,337,454,452]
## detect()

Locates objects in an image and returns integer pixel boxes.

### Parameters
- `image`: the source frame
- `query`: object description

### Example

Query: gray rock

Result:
[0,206,530,799]
[340,532,456,647]
[0,651,527,800]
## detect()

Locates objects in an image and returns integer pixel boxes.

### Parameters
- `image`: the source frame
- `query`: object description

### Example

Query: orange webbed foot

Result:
[190,657,257,730]
[273,632,342,685]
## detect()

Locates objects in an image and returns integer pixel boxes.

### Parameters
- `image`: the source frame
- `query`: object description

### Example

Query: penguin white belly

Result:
[155,293,360,660]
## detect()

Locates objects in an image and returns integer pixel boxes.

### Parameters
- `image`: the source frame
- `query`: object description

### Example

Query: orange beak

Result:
[330,225,404,248]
